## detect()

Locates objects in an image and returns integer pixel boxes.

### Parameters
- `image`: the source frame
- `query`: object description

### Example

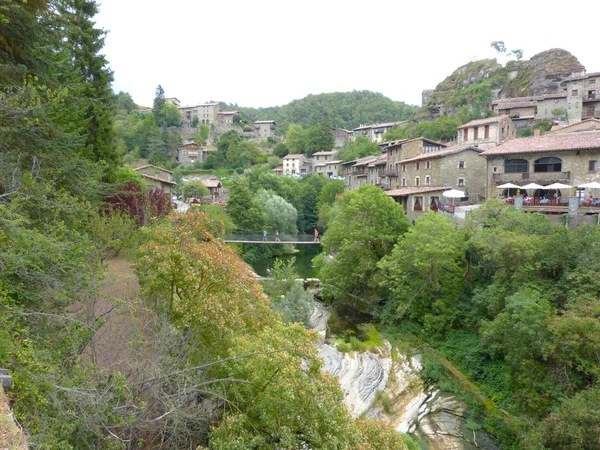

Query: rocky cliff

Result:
[418,49,583,121]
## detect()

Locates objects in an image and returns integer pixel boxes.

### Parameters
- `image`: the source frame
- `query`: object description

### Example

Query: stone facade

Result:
[456,115,516,150]
[536,93,568,121]
[333,128,352,148]
[482,129,600,198]
[178,141,200,164]
[134,165,177,194]
[283,153,307,176]
[565,70,600,124]
[254,120,276,139]
[179,103,219,125]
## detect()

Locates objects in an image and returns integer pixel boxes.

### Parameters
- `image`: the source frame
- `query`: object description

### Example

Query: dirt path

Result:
[87,257,153,374]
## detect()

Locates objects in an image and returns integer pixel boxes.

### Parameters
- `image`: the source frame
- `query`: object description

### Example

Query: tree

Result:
[226,178,266,233]
[153,84,166,126]
[162,102,182,127]
[319,185,410,305]
[271,282,314,327]
[379,212,467,334]
[339,136,381,161]
[490,40,506,56]
[273,142,289,158]
[181,179,209,200]
[258,190,298,235]
[285,124,308,154]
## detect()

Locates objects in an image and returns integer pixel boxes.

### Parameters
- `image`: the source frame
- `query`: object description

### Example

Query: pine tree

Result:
[153,84,166,126]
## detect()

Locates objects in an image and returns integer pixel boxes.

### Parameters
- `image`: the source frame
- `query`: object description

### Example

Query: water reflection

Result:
[251,245,321,278]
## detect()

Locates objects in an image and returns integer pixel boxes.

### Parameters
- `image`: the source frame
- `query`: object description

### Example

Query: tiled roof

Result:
[492,96,538,105]
[496,101,537,109]
[458,115,510,129]
[255,120,275,124]
[400,145,483,163]
[327,160,342,164]
[541,92,567,99]
[134,164,174,174]
[482,130,600,156]
[137,173,177,185]
[202,179,222,188]
[283,153,304,159]
[368,154,388,167]
[353,155,379,167]
[373,121,407,129]
[312,150,338,156]
[546,118,600,135]
[386,186,447,196]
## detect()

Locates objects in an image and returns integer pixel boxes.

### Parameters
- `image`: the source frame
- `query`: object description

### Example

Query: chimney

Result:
[534,128,541,137]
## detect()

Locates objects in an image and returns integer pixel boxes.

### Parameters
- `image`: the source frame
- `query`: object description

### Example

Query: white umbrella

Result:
[545,182,572,189]
[521,182,544,190]
[443,189,465,208]
[577,181,600,189]
[496,183,521,189]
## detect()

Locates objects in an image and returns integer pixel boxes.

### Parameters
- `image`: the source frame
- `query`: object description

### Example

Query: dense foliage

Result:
[221,90,418,135]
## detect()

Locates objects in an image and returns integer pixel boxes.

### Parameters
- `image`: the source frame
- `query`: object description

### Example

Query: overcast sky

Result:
[96,0,597,109]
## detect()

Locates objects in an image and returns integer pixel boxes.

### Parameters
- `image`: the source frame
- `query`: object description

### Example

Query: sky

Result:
[96,0,597,109]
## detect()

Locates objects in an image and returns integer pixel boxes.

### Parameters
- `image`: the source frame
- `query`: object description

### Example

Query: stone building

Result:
[254,120,276,139]
[367,154,387,186]
[456,115,516,150]
[536,93,568,121]
[179,102,220,125]
[283,153,307,176]
[341,155,379,190]
[481,124,600,198]
[134,165,177,194]
[350,121,407,143]
[564,69,600,124]
[333,128,352,148]
[165,97,180,107]
[177,140,201,164]
[217,111,238,124]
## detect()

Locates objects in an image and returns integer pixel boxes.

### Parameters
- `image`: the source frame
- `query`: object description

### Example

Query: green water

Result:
[251,245,321,278]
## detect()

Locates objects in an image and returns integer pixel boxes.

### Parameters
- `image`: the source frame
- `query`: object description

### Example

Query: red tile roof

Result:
[312,150,338,156]
[458,115,510,129]
[283,153,304,159]
[482,130,600,156]
[386,186,447,196]
[546,118,600,135]
[202,179,222,188]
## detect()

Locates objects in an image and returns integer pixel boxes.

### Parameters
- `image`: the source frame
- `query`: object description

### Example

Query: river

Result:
[250,245,321,278]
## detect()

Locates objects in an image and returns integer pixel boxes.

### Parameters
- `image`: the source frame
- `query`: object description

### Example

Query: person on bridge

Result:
[275,231,280,242]
[263,230,267,242]
[313,228,319,242]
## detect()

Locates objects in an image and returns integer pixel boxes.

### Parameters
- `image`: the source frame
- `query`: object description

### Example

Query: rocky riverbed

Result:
[311,302,500,450]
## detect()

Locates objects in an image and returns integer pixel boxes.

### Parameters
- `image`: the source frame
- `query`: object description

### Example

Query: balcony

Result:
[492,171,571,184]
[583,94,598,102]
[383,170,400,177]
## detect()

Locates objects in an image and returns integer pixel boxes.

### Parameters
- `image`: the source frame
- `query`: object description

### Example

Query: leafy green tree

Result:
[271,282,314,327]
[320,185,410,305]
[162,102,182,127]
[181,179,209,200]
[258,189,298,235]
[379,212,467,334]
[226,178,266,233]
[285,123,308,154]
[339,136,381,161]
[273,142,289,158]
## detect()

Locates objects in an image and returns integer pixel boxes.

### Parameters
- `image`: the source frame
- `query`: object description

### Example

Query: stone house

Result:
[165,97,180,107]
[134,165,177,194]
[179,102,220,125]
[254,120,276,139]
[342,155,379,190]
[456,115,516,150]
[201,178,222,196]
[272,166,284,176]
[386,186,449,220]
[367,154,387,186]
[536,93,568,121]
[481,127,600,198]
[333,128,352,148]
[382,138,447,190]
[351,124,374,142]
[178,140,200,164]
[311,150,338,164]
[564,69,600,124]
[283,153,307,176]
[372,121,407,143]
[217,111,238,124]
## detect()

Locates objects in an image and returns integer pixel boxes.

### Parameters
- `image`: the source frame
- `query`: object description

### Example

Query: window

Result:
[534,157,562,173]
[505,159,529,173]
[458,160,465,169]
[590,79,596,84]
[493,166,498,173]
[414,196,423,211]
[572,89,579,96]
[426,160,431,169]
[474,127,479,140]
[415,177,420,186]
[430,197,439,211]
[464,128,468,141]
[416,162,420,170]
[484,125,490,139]
[402,164,406,172]
[401,177,407,187]
[425,175,431,186]
[588,90,596,100]
[458,178,465,187]
[590,160,598,172]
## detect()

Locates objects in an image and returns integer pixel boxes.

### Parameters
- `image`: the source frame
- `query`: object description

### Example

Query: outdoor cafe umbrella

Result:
[521,182,544,190]
[544,182,572,204]
[443,188,466,207]
[577,181,600,202]
[496,183,521,189]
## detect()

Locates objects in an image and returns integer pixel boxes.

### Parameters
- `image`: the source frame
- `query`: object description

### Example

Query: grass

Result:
[333,323,383,354]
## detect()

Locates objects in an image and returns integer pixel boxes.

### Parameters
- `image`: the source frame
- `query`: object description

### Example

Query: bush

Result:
[270,282,314,327]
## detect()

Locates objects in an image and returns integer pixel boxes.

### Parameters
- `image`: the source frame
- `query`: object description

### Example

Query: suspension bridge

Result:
[222,234,321,245]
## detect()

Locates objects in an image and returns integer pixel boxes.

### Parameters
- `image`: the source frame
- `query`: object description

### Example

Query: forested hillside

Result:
[221,90,418,135]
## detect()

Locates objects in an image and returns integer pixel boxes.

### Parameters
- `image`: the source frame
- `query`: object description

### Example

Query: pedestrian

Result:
[266,268,271,278]
[275,231,280,242]
[313,228,319,242]
[263,230,267,242]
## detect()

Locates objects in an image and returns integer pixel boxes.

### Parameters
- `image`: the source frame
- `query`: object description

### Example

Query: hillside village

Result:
[151,54,600,225]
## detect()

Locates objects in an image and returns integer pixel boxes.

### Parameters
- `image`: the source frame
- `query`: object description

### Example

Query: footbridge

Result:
[223,234,321,245]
